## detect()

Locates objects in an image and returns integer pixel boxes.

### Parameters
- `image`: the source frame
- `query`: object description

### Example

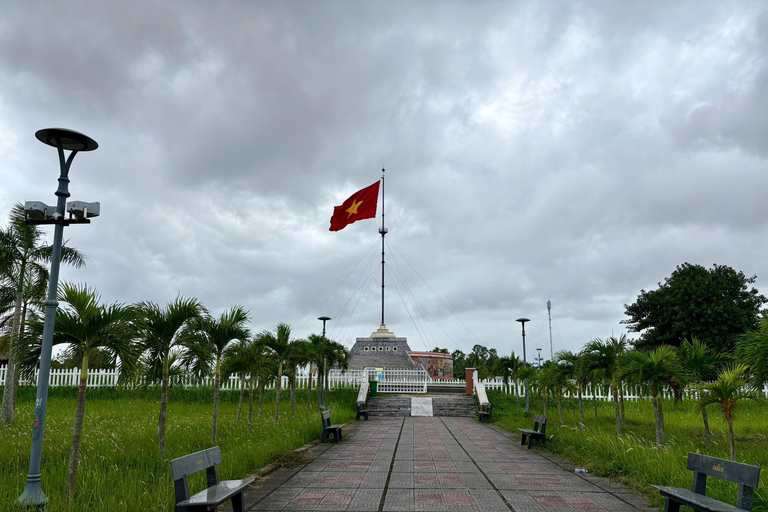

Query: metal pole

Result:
[547,300,553,361]
[318,316,330,410]
[18,138,75,508]
[379,168,386,326]
[516,318,530,414]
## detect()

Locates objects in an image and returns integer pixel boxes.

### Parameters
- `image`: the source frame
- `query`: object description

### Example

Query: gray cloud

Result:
[2,1,768,359]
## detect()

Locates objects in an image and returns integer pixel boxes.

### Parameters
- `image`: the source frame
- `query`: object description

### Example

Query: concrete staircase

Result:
[366,395,477,417]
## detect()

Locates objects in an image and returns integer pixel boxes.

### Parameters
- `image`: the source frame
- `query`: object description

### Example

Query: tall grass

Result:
[488,390,768,511]
[0,386,357,511]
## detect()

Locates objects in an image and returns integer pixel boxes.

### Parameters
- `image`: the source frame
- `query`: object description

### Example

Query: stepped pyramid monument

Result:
[329,169,452,378]
[348,324,418,370]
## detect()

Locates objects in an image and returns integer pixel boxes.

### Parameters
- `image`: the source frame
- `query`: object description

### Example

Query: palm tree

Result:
[619,346,685,447]
[181,306,250,443]
[258,322,294,424]
[677,338,727,448]
[222,339,252,421]
[559,350,589,429]
[136,297,205,457]
[321,340,350,409]
[0,204,86,422]
[737,318,768,388]
[495,353,523,406]
[585,335,627,435]
[18,283,138,493]
[697,364,764,461]
[285,339,311,419]
[552,351,578,425]
[306,333,325,412]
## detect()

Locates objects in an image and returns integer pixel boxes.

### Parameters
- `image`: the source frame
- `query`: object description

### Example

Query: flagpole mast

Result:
[379,168,387,326]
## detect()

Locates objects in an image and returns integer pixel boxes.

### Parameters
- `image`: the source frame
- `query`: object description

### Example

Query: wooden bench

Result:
[518,414,547,449]
[652,452,761,512]
[477,403,492,423]
[356,403,369,420]
[321,410,345,442]
[170,446,253,512]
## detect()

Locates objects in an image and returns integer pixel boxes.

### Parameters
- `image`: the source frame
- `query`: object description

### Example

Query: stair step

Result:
[366,396,477,417]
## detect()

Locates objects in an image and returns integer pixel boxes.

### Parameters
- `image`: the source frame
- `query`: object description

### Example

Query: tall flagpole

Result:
[379,168,387,326]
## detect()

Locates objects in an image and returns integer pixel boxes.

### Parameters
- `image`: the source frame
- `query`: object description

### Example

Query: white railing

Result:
[2,365,765,399]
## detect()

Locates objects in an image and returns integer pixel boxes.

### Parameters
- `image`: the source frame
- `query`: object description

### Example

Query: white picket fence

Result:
[0,365,429,393]
[2,365,766,399]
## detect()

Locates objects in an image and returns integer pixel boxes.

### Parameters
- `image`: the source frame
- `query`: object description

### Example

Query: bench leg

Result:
[232,491,245,512]
[528,436,534,449]
[521,434,527,446]
[663,498,680,512]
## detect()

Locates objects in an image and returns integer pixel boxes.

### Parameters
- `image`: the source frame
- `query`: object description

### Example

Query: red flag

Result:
[329,181,381,232]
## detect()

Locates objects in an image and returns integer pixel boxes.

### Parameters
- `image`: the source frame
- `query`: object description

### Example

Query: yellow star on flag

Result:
[346,199,363,218]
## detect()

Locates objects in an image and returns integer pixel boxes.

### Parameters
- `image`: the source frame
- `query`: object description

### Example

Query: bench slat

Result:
[652,486,747,512]
[170,447,222,481]
[177,479,254,508]
[688,453,761,489]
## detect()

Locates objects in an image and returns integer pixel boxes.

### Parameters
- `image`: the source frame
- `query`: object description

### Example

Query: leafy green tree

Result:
[258,323,294,424]
[136,297,205,457]
[586,335,628,435]
[321,340,350,409]
[697,364,764,461]
[624,263,766,352]
[0,204,86,422]
[431,347,449,354]
[451,350,467,378]
[551,351,579,425]
[736,318,768,388]
[619,346,685,447]
[181,306,250,443]
[677,338,727,448]
[19,283,138,493]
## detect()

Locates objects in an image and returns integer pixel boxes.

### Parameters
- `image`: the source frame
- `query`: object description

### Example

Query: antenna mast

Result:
[379,168,387,326]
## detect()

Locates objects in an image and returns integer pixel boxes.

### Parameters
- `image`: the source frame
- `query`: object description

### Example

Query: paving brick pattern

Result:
[241,417,655,512]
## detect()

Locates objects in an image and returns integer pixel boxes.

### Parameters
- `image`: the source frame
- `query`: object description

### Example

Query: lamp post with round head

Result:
[19,128,99,508]
[318,316,331,410]
[516,318,530,414]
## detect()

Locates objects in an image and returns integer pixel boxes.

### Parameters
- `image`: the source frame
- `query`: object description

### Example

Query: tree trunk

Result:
[248,379,254,431]
[317,363,323,411]
[324,366,330,409]
[592,386,598,422]
[237,373,244,421]
[652,389,665,447]
[577,387,585,430]
[307,362,313,412]
[258,381,264,417]
[728,419,736,461]
[212,356,221,444]
[702,407,712,449]
[514,380,520,408]
[0,289,23,423]
[66,353,89,494]
[157,356,170,458]
[290,368,296,419]
[557,393,563,425]
[619,386,625,426]
[274,361,282,424]
[612,384,621,435]
[11,299,29,412]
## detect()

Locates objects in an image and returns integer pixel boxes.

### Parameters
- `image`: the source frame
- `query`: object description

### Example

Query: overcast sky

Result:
[2,1,767,361]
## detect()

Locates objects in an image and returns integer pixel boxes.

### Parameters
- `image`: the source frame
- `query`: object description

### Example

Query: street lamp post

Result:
[19,128,99,508]
[536,348,543,368]
[318,316,330,410]
[516,318,530,414]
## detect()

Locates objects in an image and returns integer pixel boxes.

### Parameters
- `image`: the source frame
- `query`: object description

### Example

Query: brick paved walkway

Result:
[241,417,655,511]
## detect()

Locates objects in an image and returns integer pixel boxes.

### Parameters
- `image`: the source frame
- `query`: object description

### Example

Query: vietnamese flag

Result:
[329,180,381,232]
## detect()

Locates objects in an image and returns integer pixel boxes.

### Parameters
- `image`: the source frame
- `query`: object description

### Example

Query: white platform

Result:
[410,397,434,417]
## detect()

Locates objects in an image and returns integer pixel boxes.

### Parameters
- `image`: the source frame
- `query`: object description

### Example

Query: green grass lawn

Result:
[487,390,768,511]
[0,386,357,511]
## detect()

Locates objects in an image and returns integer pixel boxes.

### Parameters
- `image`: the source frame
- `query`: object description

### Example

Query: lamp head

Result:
[516,318,530,324]
[318,316,331,322]
[35,128,98,151]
